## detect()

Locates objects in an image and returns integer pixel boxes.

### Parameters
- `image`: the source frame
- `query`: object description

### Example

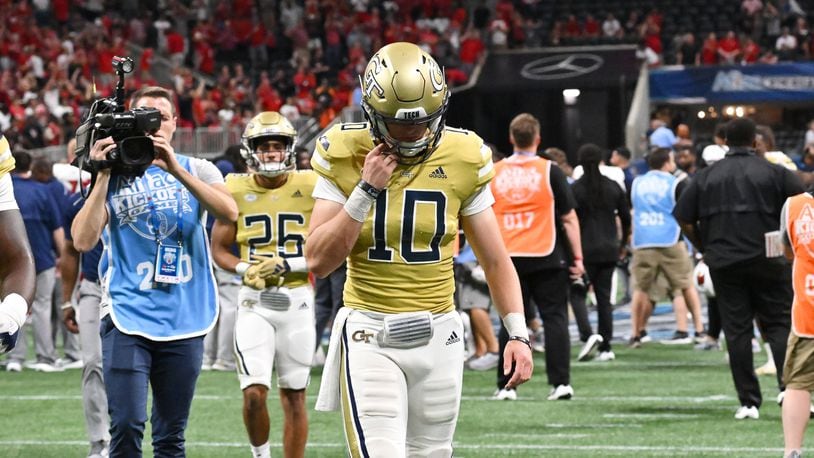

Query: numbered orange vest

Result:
[491,155,556,257]
[785,193,814,337]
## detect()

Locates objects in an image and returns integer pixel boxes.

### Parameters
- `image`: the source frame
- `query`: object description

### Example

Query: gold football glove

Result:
[241,264,267,290]
[250,253,290,285]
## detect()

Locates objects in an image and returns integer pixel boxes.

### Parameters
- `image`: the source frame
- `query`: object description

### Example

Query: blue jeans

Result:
[101,316,204,457]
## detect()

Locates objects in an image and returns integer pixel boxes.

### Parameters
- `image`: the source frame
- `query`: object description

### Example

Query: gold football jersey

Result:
[311,122,494,314]
[0,135,15,178]
[227,171,317,288]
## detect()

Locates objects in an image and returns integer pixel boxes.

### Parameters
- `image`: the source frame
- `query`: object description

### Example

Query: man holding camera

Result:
[72,86,238,457]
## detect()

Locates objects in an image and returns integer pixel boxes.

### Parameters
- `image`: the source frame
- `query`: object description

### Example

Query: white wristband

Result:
[235,261,251,276]
[61,301,73,311]
[343,186,375,223]
[286,256,308,273]
[2,293,28,328]
[502,312,529,339]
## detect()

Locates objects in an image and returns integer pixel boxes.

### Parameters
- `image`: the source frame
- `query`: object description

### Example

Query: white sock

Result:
[251,442,271,458]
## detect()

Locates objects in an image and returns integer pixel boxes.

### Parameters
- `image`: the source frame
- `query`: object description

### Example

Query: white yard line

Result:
[0,440,783,454]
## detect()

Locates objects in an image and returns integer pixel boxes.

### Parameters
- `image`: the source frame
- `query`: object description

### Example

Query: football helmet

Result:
[241,111,298,176]
[360,42,449,165]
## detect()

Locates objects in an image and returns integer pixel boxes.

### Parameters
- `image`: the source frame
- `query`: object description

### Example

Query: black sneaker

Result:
[661,331,693,345]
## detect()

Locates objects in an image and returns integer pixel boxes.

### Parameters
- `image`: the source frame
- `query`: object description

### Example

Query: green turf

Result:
[1,343,809,457]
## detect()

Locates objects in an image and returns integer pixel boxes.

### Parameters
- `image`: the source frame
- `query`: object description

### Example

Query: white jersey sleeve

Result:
[0,173,18,212]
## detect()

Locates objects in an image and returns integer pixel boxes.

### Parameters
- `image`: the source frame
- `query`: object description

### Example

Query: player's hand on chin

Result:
[361,143,398,189]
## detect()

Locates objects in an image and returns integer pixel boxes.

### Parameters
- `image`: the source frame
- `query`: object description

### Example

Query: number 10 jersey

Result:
[311,123,494,315]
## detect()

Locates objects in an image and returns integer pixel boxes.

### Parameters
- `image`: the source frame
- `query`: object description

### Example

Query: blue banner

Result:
[650,63,814,103]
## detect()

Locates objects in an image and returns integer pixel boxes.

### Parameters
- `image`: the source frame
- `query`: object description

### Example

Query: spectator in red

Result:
[193,35,215,75]
[642,22,662,54]
[459,27,485,74]
[293,64,316,99]
[584,14,600,37]
[165,27,185,67]
[742,37,761,63]
[564,14,581,37]
[718,31,742,64]
[255,74,282,113]
[701,32,719,65]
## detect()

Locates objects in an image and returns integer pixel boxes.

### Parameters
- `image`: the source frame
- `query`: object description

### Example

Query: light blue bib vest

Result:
[631,170,681,249]
[100,155,218,340]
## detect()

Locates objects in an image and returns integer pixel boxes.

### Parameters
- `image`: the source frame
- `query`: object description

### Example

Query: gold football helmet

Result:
[360,42,449,165]
[241,111,298,176]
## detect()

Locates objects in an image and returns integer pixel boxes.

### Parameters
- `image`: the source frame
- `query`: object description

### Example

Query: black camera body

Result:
[74,56,160,178]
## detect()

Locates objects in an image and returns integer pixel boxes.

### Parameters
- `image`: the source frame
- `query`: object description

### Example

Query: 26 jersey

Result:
[311,123,494,314]
[227,171,317,288]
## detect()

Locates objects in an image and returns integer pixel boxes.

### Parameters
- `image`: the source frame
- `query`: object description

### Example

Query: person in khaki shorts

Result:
[780,191,814,458]
[629,148,704,347]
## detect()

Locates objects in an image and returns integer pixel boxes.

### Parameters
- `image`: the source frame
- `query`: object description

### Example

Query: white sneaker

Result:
[492,388,517,401]
[201,361,213,371]
[88,440,109,458]
[755,360,776,376]
[56,357,84,370]
[468,352,499,371]
[578,334,603,361]
[29,361,64,372]
[312,345,326,367]
[595,351,616,361]
[531,328,545,353]
[734,405,759,420]
[211,361,235,372]
[6,361,22,372]
[547,384,574,401]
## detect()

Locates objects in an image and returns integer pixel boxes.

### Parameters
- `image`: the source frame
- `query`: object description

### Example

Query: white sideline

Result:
[0,440,784,453]
[0,394,736,402]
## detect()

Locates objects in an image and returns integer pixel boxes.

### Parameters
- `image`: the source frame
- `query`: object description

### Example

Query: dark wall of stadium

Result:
[448,86,631,164]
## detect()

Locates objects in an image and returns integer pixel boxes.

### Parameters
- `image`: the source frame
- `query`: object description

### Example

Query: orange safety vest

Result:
[785,192,814,337]
[490,155,556,257]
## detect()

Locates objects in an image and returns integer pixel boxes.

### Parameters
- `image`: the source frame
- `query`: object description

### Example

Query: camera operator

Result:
[71,85,238,457]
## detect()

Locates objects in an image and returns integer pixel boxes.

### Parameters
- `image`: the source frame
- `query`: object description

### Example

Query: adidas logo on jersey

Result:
[429,167,447,179]
[446,331,460,346]
[291,189,303,198]
[299,302,308,310]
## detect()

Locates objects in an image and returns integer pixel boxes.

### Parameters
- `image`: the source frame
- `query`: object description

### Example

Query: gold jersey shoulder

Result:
[0,136,14,178]
[226,170,317,288]
[312,123,494,314]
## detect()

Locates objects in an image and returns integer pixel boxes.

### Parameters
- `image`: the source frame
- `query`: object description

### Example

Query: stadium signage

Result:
[651,63,814,103]
[476,45,638,91]
[520,54,604,81]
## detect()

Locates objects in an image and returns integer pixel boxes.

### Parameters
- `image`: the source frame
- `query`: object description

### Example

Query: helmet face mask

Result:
[241,112,298,177]
[360,42,449,166]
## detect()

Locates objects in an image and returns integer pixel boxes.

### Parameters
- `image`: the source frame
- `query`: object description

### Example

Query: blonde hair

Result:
[509,113,540,149]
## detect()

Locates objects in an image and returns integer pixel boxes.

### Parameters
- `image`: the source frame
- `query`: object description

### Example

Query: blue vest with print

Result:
[631,170,681,249]
[102,155,217,339]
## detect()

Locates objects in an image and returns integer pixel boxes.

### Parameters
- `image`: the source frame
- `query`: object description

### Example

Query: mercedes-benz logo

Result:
[520,54,604,81]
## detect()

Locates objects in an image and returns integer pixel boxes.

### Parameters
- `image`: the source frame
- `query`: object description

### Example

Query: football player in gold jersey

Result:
[0,134,35,354]
[307,42,533,457]
[211,112,316,458]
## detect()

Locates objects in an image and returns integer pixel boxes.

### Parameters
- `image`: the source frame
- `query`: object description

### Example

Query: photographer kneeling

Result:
[71,85,238,457]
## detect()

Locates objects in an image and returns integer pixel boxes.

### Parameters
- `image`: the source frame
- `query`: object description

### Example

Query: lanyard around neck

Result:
[141,173,184,247]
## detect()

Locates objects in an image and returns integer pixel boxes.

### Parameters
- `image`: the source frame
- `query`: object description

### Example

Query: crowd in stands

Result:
[2,0,814,157]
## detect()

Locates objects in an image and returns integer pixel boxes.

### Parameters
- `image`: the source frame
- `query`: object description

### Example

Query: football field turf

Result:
[2,342,809,457]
